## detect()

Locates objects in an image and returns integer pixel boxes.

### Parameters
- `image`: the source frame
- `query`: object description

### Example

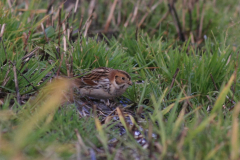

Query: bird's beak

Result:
[128,81,133,85]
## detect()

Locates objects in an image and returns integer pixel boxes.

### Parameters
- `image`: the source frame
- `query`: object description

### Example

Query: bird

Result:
[73,67,132,100]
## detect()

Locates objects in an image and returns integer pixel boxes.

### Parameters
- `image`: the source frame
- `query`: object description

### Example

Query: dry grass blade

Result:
[104,0,118,32]
[124,13,132,28]
[101,107,117,123]
[182,0,186,32]
[162,95,199,115]
[210,73,218,91]
[41,23,49,42]
[13,64,21,105]
[131,0,139,23]
[210,73,236,107]
[46,0,55,14]
[148,122,153,158]
[76,140,81,160]
[116,107,131,134]
[138,1,162,28]
[78,16,84,33]
[186,114,216,143]
[176,81,193,109]
[230,53,238,106]
[57,6,62,59]
[74,0,79,13]
[81,0,95,37]
[75,129,89,155]
[231,102,240,160]
[31,14,51,30]
[198,3,205,40]
[62,22,67,54]
[15,9,47,14]
[13,64,38,91]
[21,47,40,62]
[7,0,14,12]
[205,142,225,160]
[154,142,163,154]
[211,73,236,113]
[176,127,188,159]
[13,78,71,149]
[95,114,103,133]
[88,0,96,17]
[129,115,137,131]
[94,113,110,158]
[168,2,185,41]
[136,105,143,116]
[166,68,180,99]
[151,10,169,35]
[173,106,186,134]
[0,110,16,121]
[56,53,64,77]
[83,14,94,38]
[0,24,6,37]
[104,116,114,124]
[1,66,10,90]
[23,31,31,51]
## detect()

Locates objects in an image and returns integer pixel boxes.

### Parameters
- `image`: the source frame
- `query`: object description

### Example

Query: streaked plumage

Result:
[74,67,132,99]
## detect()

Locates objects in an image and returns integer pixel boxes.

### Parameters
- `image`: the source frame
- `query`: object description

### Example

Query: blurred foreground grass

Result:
[1,0,240,159]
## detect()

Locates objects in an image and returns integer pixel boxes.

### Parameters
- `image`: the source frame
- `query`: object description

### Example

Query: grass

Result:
[0,0,240,159]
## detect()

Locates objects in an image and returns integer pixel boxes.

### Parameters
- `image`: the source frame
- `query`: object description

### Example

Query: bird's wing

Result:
[75,67,111,88]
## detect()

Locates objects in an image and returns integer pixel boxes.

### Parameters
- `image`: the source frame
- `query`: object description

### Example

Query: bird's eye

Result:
[122,77,125,80]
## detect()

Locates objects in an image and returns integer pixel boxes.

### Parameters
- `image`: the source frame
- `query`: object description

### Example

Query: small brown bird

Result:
[74,67,132,99]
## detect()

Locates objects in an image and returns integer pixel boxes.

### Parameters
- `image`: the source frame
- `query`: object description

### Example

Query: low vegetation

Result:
[0,0,240,159]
